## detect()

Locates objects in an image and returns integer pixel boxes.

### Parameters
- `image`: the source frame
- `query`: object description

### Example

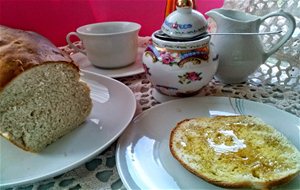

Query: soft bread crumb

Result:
[0,63,92,152]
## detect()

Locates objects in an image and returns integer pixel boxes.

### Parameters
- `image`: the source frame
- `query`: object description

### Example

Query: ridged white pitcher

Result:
[206,9,296,84]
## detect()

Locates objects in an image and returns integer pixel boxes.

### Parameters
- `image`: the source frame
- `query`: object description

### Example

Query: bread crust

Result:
[169,116,300,190]
[0,25,78,90]
[0,131,30,151]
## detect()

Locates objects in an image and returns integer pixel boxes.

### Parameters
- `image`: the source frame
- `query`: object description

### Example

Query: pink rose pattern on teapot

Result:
[143,40,213,96]
[178,71,203,84]
[144,41,209,68]
[144,41,209,75]
[142,37,219,96]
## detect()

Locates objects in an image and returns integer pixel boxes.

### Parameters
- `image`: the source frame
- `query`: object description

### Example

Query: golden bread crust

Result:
[0,25,77,90]
[0,131,29,151]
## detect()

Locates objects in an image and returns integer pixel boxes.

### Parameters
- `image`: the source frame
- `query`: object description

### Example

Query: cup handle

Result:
[66,32,86,54]
[259,9,296,60]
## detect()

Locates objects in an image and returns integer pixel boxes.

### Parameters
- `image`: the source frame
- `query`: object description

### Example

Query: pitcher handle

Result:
[259,9,296,60]
[66,32,87,55]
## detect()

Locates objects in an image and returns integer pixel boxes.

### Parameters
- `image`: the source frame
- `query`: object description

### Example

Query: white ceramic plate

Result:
[0,72,136,188]
[70,47,145,78]
[116,96,300,190]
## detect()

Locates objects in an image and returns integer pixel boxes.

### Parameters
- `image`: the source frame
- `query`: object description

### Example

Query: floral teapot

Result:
[142,0,219,97]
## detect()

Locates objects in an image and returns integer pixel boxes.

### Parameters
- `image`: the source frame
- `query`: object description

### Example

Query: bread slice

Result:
[0,25,92,152]
[170,115,300,189]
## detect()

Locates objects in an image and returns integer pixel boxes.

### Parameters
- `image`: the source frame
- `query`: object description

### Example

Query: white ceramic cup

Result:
[66,22,141,68]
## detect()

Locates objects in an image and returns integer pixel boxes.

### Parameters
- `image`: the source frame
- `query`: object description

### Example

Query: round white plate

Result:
[0,72,136,188]
[70,47,145,78]
[116,96,300,190]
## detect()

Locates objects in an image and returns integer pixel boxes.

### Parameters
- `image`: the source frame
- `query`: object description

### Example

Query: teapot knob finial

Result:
[176,0,193,8]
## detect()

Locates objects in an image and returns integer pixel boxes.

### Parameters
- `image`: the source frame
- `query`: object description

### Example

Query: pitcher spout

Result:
[206,8,259,23]
[205,9,226,25]
[205,9,224,21]
[206,8,261,33]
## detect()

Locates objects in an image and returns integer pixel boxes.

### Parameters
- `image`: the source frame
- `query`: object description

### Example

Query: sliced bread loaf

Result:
[169,115,300,189]
[0,25,92,152]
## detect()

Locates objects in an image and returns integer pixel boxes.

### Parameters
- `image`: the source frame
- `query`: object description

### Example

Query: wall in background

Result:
[0,0,224,46]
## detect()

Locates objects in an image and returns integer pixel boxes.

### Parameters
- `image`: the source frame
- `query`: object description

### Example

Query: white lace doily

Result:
[7,1,299,190]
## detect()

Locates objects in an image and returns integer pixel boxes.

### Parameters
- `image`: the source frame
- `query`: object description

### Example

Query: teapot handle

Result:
[259,9,296,61]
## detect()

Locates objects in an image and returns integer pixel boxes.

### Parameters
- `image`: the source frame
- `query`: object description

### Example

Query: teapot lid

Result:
[161,0,208,39]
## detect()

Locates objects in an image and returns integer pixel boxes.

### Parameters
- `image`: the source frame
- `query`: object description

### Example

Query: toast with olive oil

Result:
[169,115,300,189]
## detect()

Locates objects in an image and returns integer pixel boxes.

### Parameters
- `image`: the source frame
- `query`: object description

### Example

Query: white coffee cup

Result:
[66,22,141,68]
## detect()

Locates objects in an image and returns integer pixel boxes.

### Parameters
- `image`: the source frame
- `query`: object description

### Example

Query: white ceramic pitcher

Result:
[206,9,296,84]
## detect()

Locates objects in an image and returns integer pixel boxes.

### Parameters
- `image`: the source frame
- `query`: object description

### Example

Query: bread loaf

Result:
[169,115,300,190]
[0,25,92,152]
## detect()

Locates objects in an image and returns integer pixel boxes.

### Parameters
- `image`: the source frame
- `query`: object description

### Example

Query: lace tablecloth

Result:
[6,0,299,190]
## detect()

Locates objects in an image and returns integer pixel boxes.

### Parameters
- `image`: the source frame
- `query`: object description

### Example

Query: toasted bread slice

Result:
[169,115,300,189]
